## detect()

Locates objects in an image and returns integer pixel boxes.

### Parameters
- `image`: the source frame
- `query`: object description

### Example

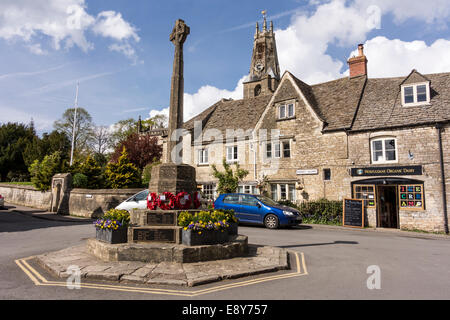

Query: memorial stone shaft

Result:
[166,19,190,163]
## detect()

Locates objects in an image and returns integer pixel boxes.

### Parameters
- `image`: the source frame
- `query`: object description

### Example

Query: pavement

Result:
[34,243,289,287]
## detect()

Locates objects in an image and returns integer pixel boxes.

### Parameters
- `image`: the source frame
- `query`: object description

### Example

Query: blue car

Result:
[214,193,302,229]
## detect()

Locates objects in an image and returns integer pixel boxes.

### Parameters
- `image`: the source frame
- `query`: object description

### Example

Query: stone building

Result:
[160,17,449,232]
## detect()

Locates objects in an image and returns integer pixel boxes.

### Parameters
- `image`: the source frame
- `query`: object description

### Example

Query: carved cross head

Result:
[170,19,190,45]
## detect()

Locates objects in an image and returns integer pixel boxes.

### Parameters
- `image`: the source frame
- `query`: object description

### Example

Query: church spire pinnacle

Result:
[262,10,267,31]
[243,12,280,99]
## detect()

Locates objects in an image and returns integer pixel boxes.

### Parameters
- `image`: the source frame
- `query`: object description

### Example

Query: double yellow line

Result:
[15,251,308,297]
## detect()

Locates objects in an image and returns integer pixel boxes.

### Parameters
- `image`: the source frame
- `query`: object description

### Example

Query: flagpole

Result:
[70,82,79,166]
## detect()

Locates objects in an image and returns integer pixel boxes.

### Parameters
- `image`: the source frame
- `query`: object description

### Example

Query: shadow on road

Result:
[0,206,93,233]
[279,240,359,248]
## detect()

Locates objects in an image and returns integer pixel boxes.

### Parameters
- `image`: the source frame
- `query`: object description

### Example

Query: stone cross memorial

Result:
[148,19,197,196]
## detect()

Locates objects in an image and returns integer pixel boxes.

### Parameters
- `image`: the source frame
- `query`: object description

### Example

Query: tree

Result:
[105,147,141,189]
[111,133,162,169]
[79,155,105,189]
[0,122,37,181]
[211,158,249,194]
[53,107,94,160]
[29,151,63,191]
[23,130,71,167]
[108,118,137,151]
[90,125,111,155]
[142,114,168,130]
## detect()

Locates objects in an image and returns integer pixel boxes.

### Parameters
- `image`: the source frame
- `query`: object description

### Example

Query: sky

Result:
[0,0,449,135]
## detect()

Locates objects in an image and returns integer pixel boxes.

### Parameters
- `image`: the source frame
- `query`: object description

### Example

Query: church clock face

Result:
[254,61,264,72]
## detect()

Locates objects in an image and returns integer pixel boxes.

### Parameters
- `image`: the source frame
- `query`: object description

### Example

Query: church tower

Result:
[243,12,281,99]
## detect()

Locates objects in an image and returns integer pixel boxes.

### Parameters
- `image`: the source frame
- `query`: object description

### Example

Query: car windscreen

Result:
[255,195,279,207]
[134,190,149,201]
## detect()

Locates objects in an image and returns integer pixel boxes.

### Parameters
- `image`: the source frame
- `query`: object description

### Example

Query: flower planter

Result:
[182,229,229,246]
[228,222,238,235]
[96,227,128,244]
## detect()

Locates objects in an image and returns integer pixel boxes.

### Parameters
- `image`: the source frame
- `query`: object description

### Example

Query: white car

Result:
[0,194,4,209]
[115,189,149,212]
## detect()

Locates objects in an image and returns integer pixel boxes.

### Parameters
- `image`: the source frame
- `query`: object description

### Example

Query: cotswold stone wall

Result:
[0,185,52,210]
[0,184,143,218]
[68,188,143,218]
[348,125,449,233]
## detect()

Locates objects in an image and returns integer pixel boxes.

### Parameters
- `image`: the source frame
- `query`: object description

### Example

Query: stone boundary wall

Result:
[0,184,143,218]
[0,184,52,210]
[68,188,143,218]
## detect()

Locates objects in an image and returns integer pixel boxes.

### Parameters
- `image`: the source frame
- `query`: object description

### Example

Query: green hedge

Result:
[279,199,342,225]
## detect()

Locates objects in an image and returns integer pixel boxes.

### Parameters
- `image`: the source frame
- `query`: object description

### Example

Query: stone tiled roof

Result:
[352,72,450,131]
[308,75,367,131]
[183,71,449,136]
[183,95,272,137]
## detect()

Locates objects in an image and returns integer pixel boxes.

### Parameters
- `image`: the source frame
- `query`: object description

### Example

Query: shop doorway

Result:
[377,185,398,228]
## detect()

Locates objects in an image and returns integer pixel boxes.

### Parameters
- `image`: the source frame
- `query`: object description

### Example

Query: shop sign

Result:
[351,166,422,177]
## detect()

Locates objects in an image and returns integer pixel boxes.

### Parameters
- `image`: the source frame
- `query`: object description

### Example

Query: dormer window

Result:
[401,82,430,106]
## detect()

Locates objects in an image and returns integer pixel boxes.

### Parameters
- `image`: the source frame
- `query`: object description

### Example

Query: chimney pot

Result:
[348,44,368,78]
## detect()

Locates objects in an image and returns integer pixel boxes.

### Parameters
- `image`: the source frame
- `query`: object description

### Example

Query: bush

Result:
[279,199,342,225]
[79,156,105,189]
[29,151,63,191]
[142,160,161,185]
[72,173,88,188]
[104,147,141,189]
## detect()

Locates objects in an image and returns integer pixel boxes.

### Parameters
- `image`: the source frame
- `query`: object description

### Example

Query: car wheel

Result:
[264,214,279,229]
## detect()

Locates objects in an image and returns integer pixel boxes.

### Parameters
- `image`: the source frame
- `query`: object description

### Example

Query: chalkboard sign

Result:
[343,198,364,228]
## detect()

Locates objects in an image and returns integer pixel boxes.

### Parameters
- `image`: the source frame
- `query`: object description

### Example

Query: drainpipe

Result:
[436,123,449,234]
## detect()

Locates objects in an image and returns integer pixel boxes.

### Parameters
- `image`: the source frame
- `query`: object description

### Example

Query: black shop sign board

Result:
[351,165,422,177]
[343,198,364,229]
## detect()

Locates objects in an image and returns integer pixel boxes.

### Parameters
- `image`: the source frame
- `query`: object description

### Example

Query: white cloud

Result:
[93,11,139,42]
[0,0,139,59]
[27,43,48,55]
[351,36,450,78]
[0,105,53,131]
[149,76,246,123]
[109,43,140,64]
[352,0,450,25]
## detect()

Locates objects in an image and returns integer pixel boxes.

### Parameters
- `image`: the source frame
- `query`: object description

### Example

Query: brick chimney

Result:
[348,44,368,78]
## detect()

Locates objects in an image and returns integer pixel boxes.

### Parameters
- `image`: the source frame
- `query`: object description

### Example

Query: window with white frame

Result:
[274,142,281,158]
[198,148,208,165]
[202,184,216,200]
[279,105,286,119]
[287,103,295,117]
[402,83,430,106]
[371,137,397,164]
[237,185,259,194]
[271,183,296,202]
[226,145,238,162]
[265,140,291,159]
[278,102,295,119]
